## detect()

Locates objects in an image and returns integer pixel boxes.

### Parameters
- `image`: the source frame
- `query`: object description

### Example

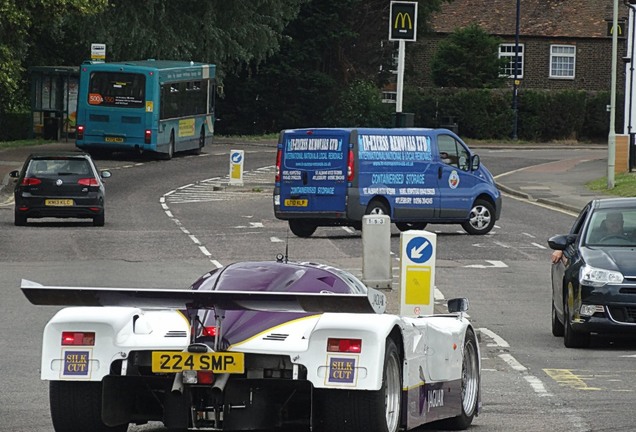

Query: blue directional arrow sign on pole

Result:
[231,152,243,163]
[406,236,433,264]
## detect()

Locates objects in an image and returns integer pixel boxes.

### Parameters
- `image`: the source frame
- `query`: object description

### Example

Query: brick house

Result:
[407,0,629,93]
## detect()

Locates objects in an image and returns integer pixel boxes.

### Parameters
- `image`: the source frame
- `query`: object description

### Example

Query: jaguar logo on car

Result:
[56,179,63,186]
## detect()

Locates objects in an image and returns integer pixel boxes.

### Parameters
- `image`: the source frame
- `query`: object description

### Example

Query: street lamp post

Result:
[608,0,619,189]
[512,0,521,140]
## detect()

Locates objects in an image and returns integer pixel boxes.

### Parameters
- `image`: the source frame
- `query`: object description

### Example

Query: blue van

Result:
[273,128,502,237]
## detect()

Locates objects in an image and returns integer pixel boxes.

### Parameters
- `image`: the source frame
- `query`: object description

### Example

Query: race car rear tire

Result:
[436,328,479,430]
[314,338,401,432]
[50,380,128,432]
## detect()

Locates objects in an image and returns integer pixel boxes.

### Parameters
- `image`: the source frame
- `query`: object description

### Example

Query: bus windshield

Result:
[88,72,145,108]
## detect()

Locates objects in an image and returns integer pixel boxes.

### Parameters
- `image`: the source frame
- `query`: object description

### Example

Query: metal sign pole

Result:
[396,40,406,114]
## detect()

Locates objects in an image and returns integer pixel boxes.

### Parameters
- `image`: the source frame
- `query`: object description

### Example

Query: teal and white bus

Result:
[75,60,215,159]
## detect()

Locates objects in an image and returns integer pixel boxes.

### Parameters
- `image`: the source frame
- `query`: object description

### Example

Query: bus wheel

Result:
[192,127,205,155]
[289,220,316,238]
[395,222,427,232]
[162,131,175,160]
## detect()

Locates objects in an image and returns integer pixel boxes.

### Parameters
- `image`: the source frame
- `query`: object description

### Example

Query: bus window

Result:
[88,72,145,108]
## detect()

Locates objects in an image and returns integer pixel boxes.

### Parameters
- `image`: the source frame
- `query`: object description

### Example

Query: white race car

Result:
[21,259,481,432]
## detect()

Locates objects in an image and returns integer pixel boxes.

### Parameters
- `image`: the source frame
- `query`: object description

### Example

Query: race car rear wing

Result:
[20,279,386,314]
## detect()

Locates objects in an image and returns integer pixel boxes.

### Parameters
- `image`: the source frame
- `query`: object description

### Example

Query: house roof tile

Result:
[430,0,629,38]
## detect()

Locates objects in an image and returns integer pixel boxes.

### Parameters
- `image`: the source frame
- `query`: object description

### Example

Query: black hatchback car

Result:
[9,152,111,226]
[548,198,636,348]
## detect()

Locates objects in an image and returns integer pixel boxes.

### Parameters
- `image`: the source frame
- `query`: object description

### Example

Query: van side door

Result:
[436,134,478,218]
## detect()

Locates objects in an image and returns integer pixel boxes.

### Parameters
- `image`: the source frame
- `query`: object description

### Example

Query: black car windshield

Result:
[27,159,91,176]
[585,208,636,246]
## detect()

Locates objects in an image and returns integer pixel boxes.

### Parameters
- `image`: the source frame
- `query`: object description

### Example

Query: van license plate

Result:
[151,351,244,373]
[45,199,74,206]
[284,199,308,207]
[105,137,124,143]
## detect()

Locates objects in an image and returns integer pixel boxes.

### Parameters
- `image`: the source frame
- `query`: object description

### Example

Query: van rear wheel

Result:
[365,200,389,216]
[396,222,427,232]
[289,220,316,238]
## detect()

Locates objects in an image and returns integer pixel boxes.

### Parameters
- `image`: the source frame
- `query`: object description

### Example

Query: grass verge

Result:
[587,172,636,197]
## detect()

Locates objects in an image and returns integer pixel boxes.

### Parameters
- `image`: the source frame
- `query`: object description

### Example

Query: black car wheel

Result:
[461,199,496,235]
[93,211,105,227]
[14,208,27,226]
[551,299,564,337]
[563,297,590,348]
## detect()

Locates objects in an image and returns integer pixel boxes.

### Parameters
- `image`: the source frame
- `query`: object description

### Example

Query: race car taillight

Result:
[275,149,282,182]
[201,326,217,337]
[62,331,95,346]
[76,125,84,140]
[197,371,215,384]
[347,149,355,182]
[327,338,361,353]
[21,177,42,186]
[78,178,99,186]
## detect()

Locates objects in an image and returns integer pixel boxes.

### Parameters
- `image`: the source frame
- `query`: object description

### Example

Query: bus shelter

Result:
[29,66,79,140]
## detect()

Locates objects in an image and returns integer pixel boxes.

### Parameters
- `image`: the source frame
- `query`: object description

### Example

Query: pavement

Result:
[0,139,621,214]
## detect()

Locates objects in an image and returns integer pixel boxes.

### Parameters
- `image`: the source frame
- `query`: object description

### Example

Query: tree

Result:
[430,24,506,88]
[217,0,448,134]
[0,0,107,114]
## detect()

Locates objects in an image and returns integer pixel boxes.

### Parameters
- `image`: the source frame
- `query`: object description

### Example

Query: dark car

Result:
[548,198,636,348]
[9,152,111,226]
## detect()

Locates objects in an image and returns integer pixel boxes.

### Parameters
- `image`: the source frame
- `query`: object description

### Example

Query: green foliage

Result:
[430,24,506,89]
[404,87,613,142]
[323,80,393,127]
[588,173,636,197]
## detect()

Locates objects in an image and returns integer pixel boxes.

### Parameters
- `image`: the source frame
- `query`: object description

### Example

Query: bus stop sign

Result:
[389,1,418,42]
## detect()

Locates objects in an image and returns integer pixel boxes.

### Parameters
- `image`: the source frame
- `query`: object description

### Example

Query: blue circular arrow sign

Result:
[231,152,242,163]
[406,237,433,264]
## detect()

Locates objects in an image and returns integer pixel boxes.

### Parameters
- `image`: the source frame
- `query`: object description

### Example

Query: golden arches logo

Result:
[394,12,412,30]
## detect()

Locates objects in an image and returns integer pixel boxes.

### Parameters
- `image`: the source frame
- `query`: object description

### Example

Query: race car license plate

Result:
[284,199,308,207]
[45,199,74,206]
[104,136,124,143]
[151,351,244,373]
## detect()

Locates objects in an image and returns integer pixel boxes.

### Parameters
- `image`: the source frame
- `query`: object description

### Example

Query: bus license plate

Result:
[284,199,308,207]
[45,199,74,206]
[105,136,124,143]
[151,351,244,373]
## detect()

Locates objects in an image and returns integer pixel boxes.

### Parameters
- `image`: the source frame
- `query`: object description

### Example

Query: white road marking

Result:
[522,232,536,238]
[341,226,355,234]
[500,353,527,371]
[464,260,507,268]
[478,327,510,347]
[271,237,284,242]
[531,242,546,249]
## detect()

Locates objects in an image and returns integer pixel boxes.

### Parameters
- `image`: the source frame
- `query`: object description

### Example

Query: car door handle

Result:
[438,167,442,179]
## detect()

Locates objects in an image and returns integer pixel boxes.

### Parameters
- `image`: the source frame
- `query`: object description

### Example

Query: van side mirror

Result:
[471,154,480,171]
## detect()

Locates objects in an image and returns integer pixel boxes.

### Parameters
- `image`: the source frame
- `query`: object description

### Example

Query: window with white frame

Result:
[550,45,576,79]
[499,44,524,78]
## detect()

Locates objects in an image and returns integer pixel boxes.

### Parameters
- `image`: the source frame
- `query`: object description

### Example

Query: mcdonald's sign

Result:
[389,1,418,41]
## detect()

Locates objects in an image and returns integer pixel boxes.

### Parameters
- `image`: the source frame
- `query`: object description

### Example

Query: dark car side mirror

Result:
[448,297,469,313]
[471,154,480,171]
[9,170,20,178]
[548,234,577,250]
